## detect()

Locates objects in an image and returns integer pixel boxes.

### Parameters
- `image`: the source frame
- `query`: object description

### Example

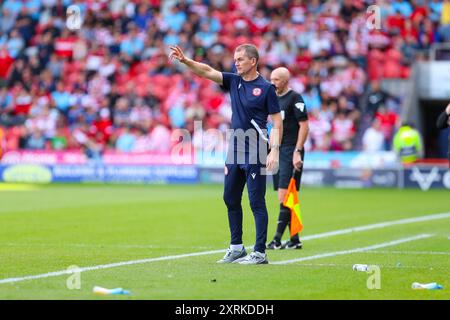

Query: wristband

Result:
[270,144,280,150]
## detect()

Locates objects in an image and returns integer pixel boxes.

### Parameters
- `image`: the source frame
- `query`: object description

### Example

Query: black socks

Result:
[274,203,291,242]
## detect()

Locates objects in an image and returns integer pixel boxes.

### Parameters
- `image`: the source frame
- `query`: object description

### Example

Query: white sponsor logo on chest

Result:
[252,88,262,96]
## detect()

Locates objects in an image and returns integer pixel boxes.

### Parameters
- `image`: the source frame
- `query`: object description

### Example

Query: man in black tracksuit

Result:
[436,103,450,167]
[267,67,309,250]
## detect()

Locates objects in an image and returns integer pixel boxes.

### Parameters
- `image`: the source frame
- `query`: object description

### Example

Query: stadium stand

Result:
[0,0,447,158]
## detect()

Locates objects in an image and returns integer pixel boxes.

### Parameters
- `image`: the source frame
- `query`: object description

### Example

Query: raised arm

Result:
[169,46,223,85]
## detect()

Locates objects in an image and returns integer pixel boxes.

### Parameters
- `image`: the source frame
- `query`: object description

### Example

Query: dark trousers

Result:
[223,163,268,253]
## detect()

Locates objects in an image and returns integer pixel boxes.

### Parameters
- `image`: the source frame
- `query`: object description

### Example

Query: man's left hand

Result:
[293,150,303,170]
[266,149,279,173]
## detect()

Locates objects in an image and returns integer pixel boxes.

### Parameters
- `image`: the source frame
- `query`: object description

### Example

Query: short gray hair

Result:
[235,44,259,63]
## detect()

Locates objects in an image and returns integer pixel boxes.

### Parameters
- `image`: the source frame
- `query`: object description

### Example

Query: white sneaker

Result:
[234,251,268,265]
[217,247,247,263]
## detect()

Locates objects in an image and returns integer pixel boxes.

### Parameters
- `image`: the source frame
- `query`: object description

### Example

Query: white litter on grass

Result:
[352,264,369,272]
[411,282,443,290]
[93,286,130,295]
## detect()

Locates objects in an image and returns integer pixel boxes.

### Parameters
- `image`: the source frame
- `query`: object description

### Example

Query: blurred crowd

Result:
[0,0,449,158]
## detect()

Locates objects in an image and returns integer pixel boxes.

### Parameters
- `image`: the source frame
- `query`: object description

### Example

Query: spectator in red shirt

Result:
[295,48,312,73]
[13,85,33,116]
[92,108,113,146]
[0,45,14,84]
[331,111,356,151]
[387,10,406,34]
[410,0,428,25]
[54,30,77,59]
[375,105,400,149]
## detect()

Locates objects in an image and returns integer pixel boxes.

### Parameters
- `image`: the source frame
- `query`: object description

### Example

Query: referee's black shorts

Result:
[273,144,305,191]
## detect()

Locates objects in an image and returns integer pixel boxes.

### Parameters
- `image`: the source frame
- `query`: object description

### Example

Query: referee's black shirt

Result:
[278,89,308,146]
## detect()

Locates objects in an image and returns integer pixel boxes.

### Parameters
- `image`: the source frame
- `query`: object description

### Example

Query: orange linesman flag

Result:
[283,176,303,237]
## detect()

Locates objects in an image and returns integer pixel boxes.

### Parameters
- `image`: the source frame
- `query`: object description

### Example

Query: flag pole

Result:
[292,167,297,178]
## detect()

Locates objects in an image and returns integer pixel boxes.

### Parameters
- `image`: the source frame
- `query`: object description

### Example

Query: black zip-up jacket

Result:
[436,110,450,164]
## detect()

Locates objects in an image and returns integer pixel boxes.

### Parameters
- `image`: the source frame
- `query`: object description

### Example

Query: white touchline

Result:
[271,234,433,265]
[0,211,448,285]
[301,212,450,241]
[0,249,225,285]
[364,250,450,255]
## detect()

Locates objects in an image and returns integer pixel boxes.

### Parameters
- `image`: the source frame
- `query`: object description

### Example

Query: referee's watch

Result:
[270,144,280,150]
[295,148,303,153]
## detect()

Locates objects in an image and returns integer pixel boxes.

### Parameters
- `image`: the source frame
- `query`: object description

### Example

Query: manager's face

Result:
[234,50,256,76]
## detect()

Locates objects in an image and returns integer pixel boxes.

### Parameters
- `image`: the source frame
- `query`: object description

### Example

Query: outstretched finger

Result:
[171,46,179,54]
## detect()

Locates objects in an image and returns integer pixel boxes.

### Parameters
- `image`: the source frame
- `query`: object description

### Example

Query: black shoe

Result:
[266,239,282,250]
[282,240,303,249]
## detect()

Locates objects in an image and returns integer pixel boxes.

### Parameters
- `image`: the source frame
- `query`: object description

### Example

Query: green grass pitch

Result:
[0,183,448,300]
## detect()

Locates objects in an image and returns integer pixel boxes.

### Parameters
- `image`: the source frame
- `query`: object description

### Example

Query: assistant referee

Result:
[267,67,309,250]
